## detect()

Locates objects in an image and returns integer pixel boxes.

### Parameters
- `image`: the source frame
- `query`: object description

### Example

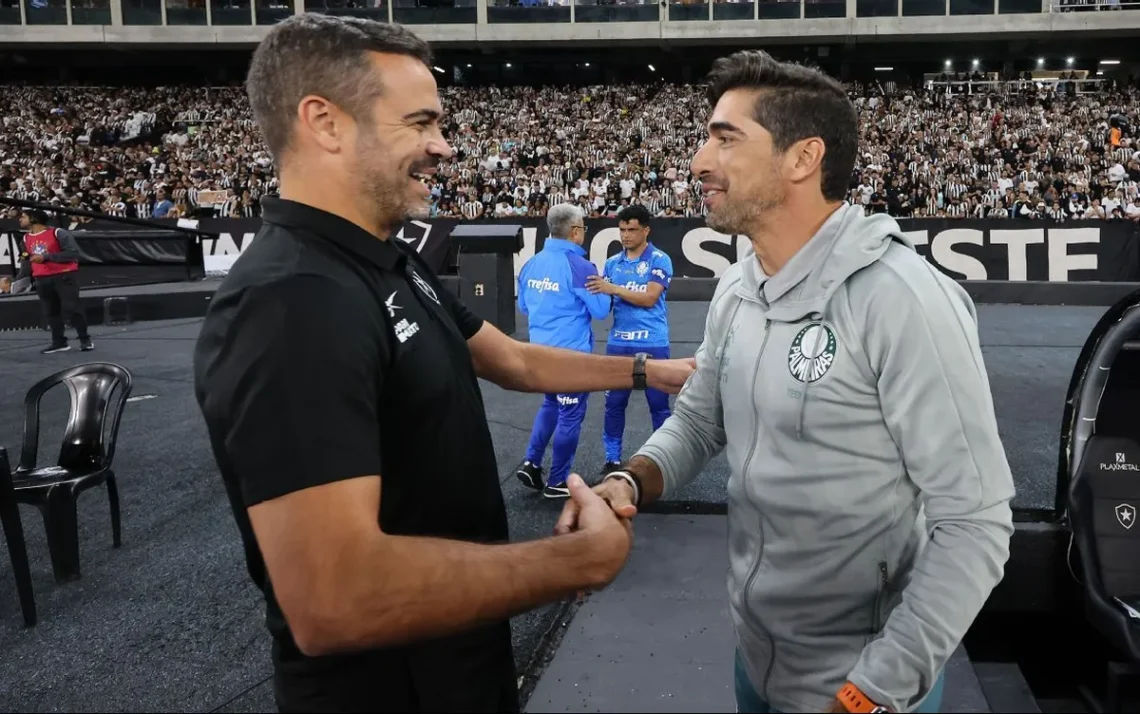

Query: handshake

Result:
[552,472,641,591]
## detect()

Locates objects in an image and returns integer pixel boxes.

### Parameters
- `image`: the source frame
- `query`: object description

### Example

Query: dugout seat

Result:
[1063,290,1140,712]
[1070,436,1140,712]
[1058,291,1140,514]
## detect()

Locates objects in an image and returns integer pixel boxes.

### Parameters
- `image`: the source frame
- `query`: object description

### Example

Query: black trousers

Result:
[36,272,89,345]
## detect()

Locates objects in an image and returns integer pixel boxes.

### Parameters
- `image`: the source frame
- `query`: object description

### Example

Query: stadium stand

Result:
[2,80,1138,223]
[3,4,1140,708]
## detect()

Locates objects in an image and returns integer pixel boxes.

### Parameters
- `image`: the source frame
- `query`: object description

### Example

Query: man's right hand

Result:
[557,473,637,535]
[563,473,635,589]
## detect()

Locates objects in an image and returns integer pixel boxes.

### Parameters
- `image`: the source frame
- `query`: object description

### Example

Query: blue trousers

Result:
[603,343,671,463]
[525,391,589,487]
[734,649,946,713]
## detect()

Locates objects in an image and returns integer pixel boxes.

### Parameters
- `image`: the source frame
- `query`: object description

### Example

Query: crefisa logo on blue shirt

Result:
[527,277,561,293]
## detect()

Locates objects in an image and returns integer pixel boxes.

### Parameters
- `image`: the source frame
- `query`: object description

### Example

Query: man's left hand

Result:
[645,357,696,394]
[29,255,44,264]
[585,275,616,295]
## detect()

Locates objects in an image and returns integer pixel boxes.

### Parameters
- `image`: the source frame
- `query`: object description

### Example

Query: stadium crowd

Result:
[1,79,1139,224]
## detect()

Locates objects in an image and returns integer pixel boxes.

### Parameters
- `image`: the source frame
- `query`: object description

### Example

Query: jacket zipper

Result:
[873,561,889,632]
[761,626,777,702]
[738,319,772,687]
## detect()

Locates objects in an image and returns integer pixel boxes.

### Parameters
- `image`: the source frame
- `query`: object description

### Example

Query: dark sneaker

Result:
[600,461,623,476]
[515,461,544,491]
[80,339,94,352]
[41,343,70,354]
[543,483,570,499]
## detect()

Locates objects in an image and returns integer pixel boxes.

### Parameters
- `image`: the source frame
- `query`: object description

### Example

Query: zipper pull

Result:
[878,561,889,586]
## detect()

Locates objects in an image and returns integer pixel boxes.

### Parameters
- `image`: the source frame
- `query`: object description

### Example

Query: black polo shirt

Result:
[193,197,517,713]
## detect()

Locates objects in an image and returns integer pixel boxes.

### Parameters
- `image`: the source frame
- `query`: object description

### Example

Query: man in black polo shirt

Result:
[193,15,695,714]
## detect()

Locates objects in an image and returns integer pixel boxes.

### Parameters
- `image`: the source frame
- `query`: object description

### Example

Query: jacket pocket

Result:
[872,561,889,633]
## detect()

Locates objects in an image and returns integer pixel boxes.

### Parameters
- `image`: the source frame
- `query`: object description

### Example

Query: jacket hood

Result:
[738,203,914,322]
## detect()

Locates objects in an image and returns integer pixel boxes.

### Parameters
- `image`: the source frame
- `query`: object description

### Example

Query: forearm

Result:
[515,342,638,393]
[315,530,608,654]
[621,455,665,506]
[612,286,656,307]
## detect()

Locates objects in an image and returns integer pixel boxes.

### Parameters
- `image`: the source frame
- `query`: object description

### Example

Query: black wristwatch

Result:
[632,352,650,391]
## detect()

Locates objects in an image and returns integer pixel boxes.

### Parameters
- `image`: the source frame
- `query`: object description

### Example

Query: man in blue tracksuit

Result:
[585,205,673,474]
[515,203,612,499]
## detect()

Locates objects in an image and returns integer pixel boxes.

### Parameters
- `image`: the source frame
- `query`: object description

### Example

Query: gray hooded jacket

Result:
[635,203,1015,713]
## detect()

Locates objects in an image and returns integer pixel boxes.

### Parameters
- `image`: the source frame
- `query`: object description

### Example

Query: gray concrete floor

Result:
[525,514,995,714]
[0,301,1099,712]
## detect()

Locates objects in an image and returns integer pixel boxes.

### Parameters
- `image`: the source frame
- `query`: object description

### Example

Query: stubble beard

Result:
[706,193,782,237]
[356,132,418,231]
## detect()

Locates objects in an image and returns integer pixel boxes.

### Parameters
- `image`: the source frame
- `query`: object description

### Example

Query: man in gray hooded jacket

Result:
[556,51,1016,714]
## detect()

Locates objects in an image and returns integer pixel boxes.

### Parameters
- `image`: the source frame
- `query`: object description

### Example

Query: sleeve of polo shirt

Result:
[440,280,485,340]
[217,275,386,506]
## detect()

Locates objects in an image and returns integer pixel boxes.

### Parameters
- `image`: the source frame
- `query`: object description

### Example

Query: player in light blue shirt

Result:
[515,203,612,499]
[585,205,673,474]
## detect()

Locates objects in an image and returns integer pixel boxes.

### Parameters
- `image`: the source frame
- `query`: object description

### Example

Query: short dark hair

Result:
[705,50,857,202]
[21,209,49,225]
[617,204,652,227]
[246,14,433,161]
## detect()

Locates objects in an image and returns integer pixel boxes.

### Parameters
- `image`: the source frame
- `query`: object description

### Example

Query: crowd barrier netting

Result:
[0,199,210,289]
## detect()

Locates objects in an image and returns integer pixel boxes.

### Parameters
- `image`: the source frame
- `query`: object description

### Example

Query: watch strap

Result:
[836,683,890,713]
[632,352,649,391]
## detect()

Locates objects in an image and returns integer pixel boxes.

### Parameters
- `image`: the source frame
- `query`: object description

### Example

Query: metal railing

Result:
[1050,0,1140,10]
[925,78,1110,94]
[2,0,1126,25]
[4,0,1140,25]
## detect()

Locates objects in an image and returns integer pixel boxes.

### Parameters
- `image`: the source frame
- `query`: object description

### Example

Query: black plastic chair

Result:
[1070,435,1140,712]
[11,362,132,583]
[0,446,35,627]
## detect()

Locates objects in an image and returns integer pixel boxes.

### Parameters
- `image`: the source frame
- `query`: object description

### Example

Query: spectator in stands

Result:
[1126,195,1140,220]
[152,189,174,218]
[1,73,1138,223]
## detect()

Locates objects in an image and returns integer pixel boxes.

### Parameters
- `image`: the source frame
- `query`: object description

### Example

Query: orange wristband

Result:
[836,683,891,713]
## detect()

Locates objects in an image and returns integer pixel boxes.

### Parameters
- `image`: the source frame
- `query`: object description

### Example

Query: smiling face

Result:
[246,16,450,230]
[288,51,453,230]
[349,52,452,224]
[691,87,786,236]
